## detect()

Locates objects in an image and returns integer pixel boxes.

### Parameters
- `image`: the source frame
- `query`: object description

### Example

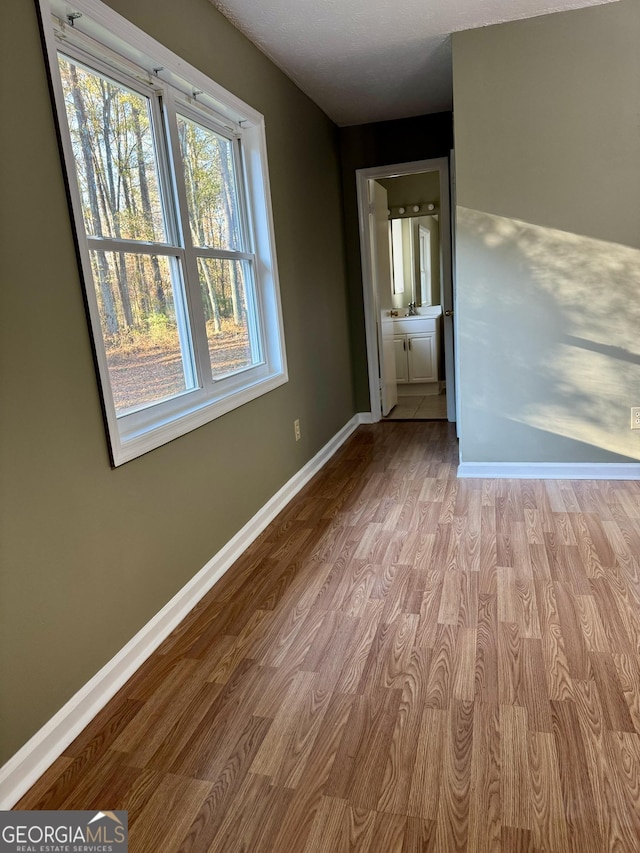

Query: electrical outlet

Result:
[631,408,640,430]
[294,418,301,441]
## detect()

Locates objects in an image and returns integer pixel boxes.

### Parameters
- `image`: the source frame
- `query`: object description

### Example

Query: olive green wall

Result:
[379,172,440,211]
[0,0,354,764]
[339,114,453,411]
[453,0,640,463]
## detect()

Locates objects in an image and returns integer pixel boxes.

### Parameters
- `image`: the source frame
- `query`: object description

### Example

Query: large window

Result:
[38,0,287,464]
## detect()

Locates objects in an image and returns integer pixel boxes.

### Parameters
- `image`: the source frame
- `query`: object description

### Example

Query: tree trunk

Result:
[100,81,134,328]
[132,104,165,313]
[67,64,117,335]
[202,262,221,333]
[179,122,221,331]
[219,146,243,325]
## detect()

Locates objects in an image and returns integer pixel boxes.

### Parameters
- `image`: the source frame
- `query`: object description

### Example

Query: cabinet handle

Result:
[403,339,406,351]
[408,338,412,350]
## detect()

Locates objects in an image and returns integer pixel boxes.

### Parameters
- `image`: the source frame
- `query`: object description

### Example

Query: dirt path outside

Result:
[106,330,251,412]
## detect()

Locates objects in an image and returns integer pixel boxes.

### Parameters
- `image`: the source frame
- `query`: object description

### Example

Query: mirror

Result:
[389,214,440,311]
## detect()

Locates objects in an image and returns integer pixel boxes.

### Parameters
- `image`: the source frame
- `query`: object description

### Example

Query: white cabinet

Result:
[408,333,437,382]
[392,313,441,387]
[394,332,437,383]
[394,336,409,383]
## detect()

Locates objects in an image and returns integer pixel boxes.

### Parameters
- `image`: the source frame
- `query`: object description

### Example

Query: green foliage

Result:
[105,311,178,356]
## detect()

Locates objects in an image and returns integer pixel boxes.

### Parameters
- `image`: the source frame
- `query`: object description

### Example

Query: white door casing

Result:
[356,157,456,426]
[371,180,397,417]
[447,149,457,426]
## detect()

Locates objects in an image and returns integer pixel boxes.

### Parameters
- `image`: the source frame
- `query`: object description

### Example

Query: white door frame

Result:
[356,157,457,423]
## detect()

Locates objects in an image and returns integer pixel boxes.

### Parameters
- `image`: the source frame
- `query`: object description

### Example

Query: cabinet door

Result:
[408,333,436,382]
[394,336,408,383]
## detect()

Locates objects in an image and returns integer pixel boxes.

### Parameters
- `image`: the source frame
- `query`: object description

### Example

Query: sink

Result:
[398,306,442,319]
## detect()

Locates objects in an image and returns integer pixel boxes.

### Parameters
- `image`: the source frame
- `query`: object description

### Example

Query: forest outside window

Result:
[39,0,287,465]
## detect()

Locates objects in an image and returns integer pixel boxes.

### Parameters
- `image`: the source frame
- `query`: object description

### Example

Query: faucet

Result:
[407,302,418,316]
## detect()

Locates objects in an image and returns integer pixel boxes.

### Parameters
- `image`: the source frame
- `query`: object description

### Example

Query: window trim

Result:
[37,0,288,466]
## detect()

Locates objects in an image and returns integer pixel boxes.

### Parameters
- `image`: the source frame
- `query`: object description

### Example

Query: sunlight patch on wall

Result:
[457,206,640,462]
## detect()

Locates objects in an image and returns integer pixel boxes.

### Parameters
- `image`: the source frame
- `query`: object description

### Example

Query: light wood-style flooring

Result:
[16,422,640,852]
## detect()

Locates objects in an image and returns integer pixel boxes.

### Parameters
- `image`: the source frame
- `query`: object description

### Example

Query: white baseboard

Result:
[0,414,363,809]
[357,411,374,424]
[458,461,640,479]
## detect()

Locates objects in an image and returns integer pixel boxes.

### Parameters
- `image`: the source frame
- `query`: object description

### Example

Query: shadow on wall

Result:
[457,207,640,462]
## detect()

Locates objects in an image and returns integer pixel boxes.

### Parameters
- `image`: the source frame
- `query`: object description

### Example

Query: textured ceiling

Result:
[210,0,618,126]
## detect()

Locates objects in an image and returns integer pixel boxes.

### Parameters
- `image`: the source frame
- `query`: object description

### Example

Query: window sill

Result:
[111,369,288,466]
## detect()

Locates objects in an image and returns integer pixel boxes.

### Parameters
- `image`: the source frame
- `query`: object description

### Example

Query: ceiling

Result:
[210,0,617,126]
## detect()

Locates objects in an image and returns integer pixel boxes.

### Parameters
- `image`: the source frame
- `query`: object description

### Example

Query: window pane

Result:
[89,251,195,413]
[198,258,260,378]
[58,55,167,243]
[177,115,242,250]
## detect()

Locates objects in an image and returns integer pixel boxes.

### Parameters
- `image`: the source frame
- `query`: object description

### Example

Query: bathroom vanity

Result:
[392,307,442,394]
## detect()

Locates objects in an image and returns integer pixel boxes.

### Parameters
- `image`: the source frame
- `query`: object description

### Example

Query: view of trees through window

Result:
[58,55,256,414]
[176,115,257,380]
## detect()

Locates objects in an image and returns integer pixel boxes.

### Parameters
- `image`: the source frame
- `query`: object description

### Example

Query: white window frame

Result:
[37,0,288,465]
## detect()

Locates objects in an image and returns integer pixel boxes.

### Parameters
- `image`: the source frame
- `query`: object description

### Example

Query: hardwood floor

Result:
[15,422,640,852]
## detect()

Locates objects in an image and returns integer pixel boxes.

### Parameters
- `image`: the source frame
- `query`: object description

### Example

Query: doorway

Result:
[356,158,456,424]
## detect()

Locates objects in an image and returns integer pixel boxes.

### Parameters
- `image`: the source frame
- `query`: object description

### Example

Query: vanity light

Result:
[398,206,405,214]
[412,205,420,213]
[427,203,435,211]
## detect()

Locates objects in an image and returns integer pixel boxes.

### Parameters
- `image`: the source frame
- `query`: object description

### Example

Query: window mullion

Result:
[231,138,263,363]
[147,89,199,393]
[225,138,266,373]
[192,247,255,262]
[233,137,254,255]
[86,237,183,257]
[162,87,214,393]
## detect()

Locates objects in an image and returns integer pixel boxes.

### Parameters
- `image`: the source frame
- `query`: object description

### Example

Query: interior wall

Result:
[453,0,640,463]
[339,114,453,411]
[0,0,354,764]
[380,171,440,211]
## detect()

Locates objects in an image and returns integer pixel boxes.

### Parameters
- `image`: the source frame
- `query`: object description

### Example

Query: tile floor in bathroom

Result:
[383,392,448,420]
